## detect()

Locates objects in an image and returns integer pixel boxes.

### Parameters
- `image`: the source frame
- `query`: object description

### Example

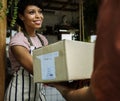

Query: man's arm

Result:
[51,84,96,101]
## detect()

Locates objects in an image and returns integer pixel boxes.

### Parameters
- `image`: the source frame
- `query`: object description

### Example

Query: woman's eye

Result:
[38,10,42,14]
[29,11,35,14]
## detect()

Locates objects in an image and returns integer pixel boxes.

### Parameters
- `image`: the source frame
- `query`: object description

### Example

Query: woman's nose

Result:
[35,12,43,19]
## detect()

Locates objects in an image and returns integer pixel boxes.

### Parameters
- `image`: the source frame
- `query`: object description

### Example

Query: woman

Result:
[4,0,48,100]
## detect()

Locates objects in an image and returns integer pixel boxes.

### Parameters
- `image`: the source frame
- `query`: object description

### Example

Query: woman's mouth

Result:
[34,20,42,25]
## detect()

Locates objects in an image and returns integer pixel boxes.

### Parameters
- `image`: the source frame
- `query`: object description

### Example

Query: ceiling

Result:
[42,0,79,12]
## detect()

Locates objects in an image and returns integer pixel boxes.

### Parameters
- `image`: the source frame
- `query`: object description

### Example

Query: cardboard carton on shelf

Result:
[33,40,95,83]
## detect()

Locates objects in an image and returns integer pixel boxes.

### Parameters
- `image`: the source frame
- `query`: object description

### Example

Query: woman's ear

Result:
[19,14,24,21]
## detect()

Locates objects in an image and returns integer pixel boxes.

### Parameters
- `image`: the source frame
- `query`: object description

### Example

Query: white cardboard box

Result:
[33,40,94,83]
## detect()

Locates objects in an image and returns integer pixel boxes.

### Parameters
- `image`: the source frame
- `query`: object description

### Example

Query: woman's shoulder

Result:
[10,32,27,44]
[9,32,30,49]
[37,33,48,45]
[11,32,25,39]
[37,33,46,38]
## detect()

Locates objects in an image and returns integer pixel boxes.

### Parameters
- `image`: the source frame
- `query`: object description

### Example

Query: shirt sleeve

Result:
[9,32,30,50]
[91,0,120,101]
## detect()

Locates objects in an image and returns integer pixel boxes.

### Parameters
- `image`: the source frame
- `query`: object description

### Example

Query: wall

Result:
[41,10,79,44]
[42,10,79,31]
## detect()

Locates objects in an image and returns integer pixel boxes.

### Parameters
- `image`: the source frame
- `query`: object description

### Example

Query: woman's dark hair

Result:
[16,0,43,28]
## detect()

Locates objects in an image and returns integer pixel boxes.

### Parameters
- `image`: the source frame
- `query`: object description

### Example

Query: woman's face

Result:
[20,5,44,30]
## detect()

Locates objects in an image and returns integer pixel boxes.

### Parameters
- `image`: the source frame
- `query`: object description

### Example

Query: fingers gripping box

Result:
[33,40,94,83]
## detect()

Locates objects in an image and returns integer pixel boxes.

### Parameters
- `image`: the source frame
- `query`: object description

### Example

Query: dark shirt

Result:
[91,0,120,101]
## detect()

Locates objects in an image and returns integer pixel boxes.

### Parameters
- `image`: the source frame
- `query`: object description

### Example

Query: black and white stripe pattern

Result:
[4,68,46,101]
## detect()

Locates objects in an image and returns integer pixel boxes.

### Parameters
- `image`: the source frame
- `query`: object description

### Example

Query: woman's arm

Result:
[11,45,33,74]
